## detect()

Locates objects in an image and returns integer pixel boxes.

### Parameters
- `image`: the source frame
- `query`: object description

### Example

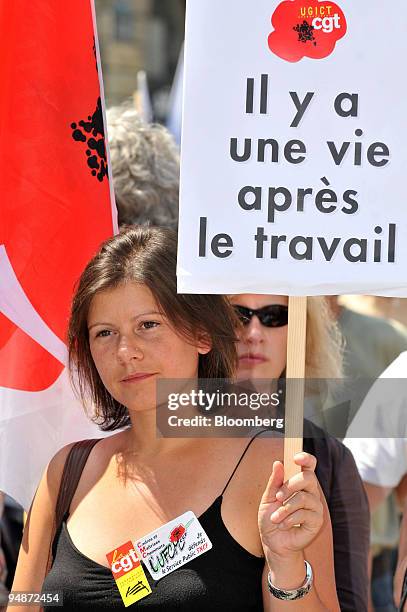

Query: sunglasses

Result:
[233,304,288,328]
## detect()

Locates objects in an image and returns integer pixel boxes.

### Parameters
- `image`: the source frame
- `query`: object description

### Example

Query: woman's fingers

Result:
[270,491,321,523]
[260,461,284,505]
[260,453,321,534]
[293,451,317,472]
[272,453,318,503]
[275,470,319,504]
[273,508,323,531]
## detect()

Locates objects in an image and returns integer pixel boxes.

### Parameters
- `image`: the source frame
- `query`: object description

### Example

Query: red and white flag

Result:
[0,0,117,509]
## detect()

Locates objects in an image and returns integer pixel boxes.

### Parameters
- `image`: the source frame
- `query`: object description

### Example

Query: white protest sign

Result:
[177,0,407,296]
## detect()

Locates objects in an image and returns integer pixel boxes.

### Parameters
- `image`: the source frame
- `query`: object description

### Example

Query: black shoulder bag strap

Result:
[46,438,100,574]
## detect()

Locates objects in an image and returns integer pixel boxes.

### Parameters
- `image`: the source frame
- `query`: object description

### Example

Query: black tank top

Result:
[42,434,266,611]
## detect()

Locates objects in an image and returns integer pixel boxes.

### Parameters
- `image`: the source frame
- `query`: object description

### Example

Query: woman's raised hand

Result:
[258,452,323,562]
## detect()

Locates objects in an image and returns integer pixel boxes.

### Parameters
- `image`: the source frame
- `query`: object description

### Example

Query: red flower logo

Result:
[169,525,186,543]
[268,1,347,62]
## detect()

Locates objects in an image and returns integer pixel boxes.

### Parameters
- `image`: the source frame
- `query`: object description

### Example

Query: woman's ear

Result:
[196,331,212,355]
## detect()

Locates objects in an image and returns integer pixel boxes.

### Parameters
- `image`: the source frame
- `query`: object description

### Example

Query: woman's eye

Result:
[141,321,159,330]
[95,329,112,338]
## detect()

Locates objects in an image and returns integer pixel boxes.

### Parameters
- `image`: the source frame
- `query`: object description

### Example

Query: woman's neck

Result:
[123,405,202,458]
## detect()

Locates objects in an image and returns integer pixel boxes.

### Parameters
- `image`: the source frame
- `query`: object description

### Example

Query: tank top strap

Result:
[220,429,270,497]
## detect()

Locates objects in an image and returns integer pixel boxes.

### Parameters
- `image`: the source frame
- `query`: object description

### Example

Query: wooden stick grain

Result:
[284,296,307,481]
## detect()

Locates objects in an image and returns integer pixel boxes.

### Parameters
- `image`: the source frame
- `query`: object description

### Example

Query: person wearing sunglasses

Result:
[232,298,289,384]
[229,294,371,612]
[234,304,289,327]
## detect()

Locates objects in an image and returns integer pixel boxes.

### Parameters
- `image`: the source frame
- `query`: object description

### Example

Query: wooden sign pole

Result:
[284,296,307,480]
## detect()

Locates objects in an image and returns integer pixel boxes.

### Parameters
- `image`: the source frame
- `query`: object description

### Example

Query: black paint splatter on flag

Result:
[70,97,108,182]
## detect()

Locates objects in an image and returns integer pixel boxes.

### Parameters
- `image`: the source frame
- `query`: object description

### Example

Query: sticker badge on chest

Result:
[135,511,212,581]
[106,540,152,607]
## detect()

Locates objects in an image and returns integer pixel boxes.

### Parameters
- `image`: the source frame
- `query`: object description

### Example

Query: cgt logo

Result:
[268,1,347,62]
[106,542,140,580]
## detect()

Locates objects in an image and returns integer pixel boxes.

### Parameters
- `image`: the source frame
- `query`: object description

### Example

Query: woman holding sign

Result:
[230,293,370,611]
[12,227,339,610]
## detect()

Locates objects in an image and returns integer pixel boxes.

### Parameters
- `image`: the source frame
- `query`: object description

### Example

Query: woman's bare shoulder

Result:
[46,433,124,496]
[65,430,132,489]
[46,435,119,489]
[221,433,284,497]
[249,431,284,460]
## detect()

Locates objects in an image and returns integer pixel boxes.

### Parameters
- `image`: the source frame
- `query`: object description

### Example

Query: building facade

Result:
[95,0,185,119]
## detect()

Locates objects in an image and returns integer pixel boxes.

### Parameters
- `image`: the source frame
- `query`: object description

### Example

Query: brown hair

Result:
[68,225,239,430]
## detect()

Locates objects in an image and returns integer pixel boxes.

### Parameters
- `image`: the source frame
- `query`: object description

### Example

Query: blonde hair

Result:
[305,297,343,379]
